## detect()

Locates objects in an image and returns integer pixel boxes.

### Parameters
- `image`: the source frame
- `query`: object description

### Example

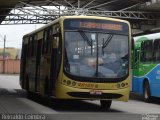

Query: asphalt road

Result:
[0,74,159,120]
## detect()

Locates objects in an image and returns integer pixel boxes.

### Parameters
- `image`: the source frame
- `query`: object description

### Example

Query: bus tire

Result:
[100,100,112,111]
[143,81,152,103]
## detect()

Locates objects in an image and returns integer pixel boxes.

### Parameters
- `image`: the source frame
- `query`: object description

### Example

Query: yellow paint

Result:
[55,82,130,101]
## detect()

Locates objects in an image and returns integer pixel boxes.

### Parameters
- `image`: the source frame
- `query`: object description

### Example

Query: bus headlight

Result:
[117,82,128,88]
[72,81,76,86]
[63,80,67,84]
[121,83,125,87]
[67,80,71,85]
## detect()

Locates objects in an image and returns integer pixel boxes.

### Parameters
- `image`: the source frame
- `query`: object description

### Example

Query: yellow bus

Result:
[20,16,131,110]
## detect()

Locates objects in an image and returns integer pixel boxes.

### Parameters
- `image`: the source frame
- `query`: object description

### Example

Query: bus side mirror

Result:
[53,37,59,48]
[131,38,134,50]
[131,38,135,69]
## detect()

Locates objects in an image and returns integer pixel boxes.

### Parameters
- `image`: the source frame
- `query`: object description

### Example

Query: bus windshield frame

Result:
[63,18,129,83]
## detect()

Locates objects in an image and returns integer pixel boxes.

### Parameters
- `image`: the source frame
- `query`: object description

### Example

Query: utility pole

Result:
[3,35,6,74]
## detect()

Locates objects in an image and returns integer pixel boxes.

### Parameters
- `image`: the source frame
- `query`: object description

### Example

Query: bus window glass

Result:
[45,29,50,54]
[48,28,52,53]
[153,39,160,62]
[42,28,53,54]
[31,36,35,57]
[42,30,47,54]
[99,34,128,78]
[64,31,129,78]
[141,41,146,62]
[34,40,37,57]
[64,31,96,77]
[28,37,31,58]
[141,40,153,62]
[146,41,153,62]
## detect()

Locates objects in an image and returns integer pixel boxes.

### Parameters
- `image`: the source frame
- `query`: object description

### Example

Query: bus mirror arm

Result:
[131,38,134,50]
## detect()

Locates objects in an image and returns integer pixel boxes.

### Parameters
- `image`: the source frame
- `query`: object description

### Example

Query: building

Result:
[0,47,21,59]
[0,47,21,74]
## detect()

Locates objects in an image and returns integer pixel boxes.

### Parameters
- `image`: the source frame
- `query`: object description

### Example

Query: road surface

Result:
[0,74,159,120]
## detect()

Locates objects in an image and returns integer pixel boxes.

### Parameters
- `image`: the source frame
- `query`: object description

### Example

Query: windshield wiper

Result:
[102,34,113,49]
[78,30,93,55]
[102,34,113,55]
[78,30,92,46]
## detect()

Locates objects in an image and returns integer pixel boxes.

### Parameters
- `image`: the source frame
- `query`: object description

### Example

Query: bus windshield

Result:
[64,31,129,78]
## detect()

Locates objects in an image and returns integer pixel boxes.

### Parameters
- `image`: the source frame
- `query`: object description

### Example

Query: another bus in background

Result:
[132,32,160,102]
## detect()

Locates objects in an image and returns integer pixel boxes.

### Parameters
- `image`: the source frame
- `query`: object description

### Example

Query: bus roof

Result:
[134,32,160,48]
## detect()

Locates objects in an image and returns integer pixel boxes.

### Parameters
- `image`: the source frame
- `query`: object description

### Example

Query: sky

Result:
[0,24,44,49]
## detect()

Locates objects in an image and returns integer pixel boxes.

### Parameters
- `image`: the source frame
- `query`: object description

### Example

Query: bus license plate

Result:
[90,90,102,95]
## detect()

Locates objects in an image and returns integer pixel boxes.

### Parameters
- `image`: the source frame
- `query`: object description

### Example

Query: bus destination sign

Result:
[64,19,129,34]
[80,22,122,31]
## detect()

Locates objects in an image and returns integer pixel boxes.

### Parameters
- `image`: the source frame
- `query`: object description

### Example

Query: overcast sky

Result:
[0,24,44,49]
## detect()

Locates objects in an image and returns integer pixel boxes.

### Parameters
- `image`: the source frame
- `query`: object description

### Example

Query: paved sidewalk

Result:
[0,74,21,89]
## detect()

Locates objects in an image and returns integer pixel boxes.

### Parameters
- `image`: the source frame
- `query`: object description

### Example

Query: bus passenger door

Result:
[50,33,62,96]
[35,39,42,92]
[132,49,140,92]
[39,29,52,96]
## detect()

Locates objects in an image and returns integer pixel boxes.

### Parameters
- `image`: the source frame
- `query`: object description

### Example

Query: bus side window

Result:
[31,36,35,57]
[157,40,160,61]
[153,39,160,62]
[28,37,31,58]
[53,34,61,73]
[45,29,50,54]
[26,44,28,58]
[141,40,153,62]
[134,49,140,69]
[37,39,42,63]
[48,28,53,53]
[33,35,37,57]
[146,40,153,62]
[42,28,53,55]
[141,41,146,62]
[42,30,47,55]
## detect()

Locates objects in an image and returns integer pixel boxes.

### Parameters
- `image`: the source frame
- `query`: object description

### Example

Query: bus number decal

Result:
[78,82,94,88]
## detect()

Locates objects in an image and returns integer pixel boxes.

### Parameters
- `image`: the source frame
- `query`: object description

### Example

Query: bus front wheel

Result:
[100,100,112,110]
[143,81,152,103]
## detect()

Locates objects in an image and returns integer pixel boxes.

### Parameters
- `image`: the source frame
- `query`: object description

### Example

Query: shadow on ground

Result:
[0,88,27,97]
[27,92,122,113]
[130,92,160,105]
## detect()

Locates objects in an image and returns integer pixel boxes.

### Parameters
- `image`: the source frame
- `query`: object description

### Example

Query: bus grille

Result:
[67,92,123,99]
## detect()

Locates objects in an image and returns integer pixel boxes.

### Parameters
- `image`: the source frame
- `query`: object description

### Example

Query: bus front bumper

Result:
[55,84,130,102]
